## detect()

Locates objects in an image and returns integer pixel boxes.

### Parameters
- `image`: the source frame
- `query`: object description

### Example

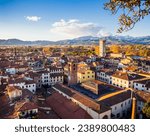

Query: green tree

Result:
[142,101,150,118]
[104,0,150,33]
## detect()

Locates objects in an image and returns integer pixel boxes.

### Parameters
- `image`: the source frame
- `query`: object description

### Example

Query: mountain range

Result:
[0,35,150,46]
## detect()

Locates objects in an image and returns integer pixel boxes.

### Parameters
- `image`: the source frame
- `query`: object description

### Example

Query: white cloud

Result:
[50,19,110,39]
[26,16,41,22]
[97,29,111,37]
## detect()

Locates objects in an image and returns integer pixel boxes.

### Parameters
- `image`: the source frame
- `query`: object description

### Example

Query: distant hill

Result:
[0,39,53,45]
[0,36,150,46]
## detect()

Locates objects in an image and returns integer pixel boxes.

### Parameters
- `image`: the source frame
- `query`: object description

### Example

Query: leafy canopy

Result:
[104,0,150,33]
[142,101,150,118]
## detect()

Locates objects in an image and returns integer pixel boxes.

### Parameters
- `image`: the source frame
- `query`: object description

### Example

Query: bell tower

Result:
[99,40,106,57]
[68,62,77,86]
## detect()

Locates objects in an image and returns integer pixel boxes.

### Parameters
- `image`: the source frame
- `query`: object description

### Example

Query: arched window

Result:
[102,115,108,119]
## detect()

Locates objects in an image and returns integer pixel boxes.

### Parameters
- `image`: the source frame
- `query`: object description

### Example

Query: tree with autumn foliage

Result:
[104,0,150,33]
[142,101,150,118]
[110,45,121,53]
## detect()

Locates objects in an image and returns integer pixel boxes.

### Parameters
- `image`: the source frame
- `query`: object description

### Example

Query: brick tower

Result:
[68,62,77,86]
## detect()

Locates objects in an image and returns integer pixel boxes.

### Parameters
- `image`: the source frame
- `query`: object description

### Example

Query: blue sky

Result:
[0,0,150,41]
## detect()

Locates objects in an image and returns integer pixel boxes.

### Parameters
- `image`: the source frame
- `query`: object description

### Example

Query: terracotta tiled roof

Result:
[18,102,38,112]
[135,78,150,88]
[134,90,150,102]
[99,90,131,107]
[6,86,22,92]
[97,68,114,75]
[53,84,111,114]
[9,78,35,84]
[112,71,146,81]
[46,92,92,119]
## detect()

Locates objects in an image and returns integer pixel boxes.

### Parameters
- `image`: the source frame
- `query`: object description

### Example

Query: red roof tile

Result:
[19,102,38,112]
[46,92,92,119]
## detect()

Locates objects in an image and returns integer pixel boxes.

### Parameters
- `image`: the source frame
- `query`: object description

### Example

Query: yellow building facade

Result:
[77,69,95,83]
[94,45,100,56]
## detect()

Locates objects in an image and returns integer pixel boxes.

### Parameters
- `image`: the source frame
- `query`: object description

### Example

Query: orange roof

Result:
[46,92,92,119]
[19,102,38,112]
